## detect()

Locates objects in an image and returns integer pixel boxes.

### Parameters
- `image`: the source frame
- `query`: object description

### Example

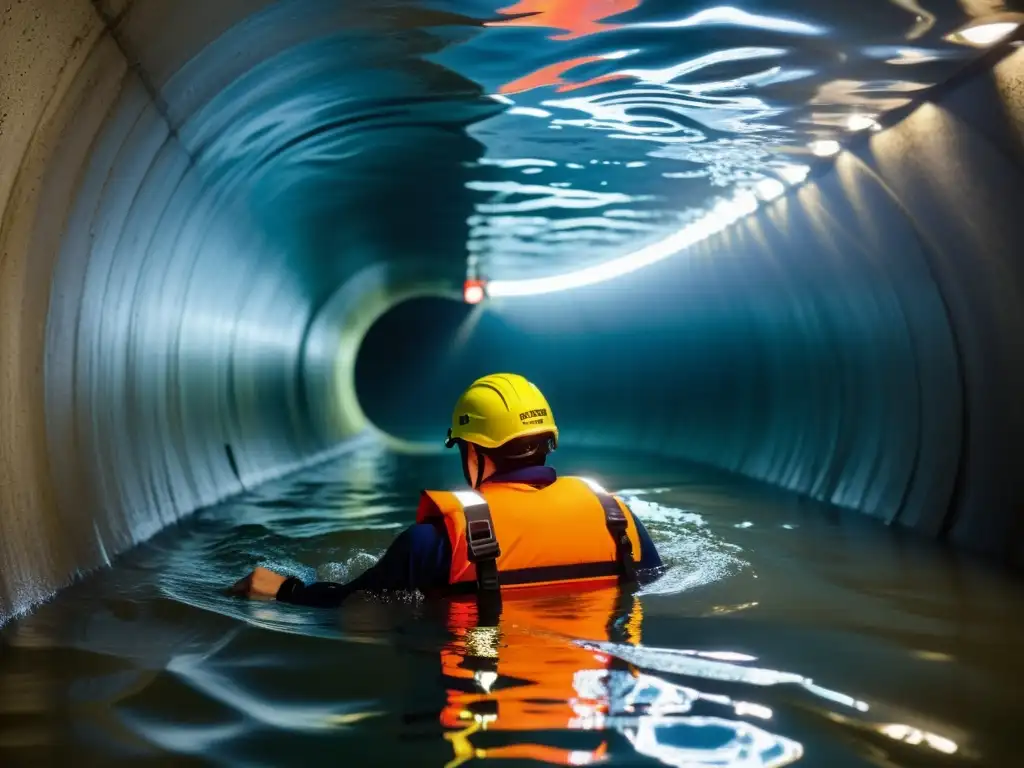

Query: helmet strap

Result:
[458,441,488,489]
[475,448,486,489]
[458,441,472,487]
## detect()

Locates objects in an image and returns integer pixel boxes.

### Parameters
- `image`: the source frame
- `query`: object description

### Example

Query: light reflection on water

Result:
[436,589,806,768]
[445,0,986,279]
[1,445,1016,766]
[156,0,1000,287]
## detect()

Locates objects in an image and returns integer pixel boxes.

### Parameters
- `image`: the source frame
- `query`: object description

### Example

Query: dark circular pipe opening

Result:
[354,295,548,444]
[355,296,473,444]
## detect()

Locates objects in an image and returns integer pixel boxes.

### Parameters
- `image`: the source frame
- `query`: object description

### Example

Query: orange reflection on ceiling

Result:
[499,54,627,95]
[490,0,641,41]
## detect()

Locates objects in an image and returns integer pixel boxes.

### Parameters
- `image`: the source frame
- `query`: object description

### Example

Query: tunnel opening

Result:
[353,295,511,445]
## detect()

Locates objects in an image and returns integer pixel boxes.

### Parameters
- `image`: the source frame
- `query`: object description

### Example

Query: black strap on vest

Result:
[458,492,502,601]
[454,480,636,603]
[580,479,637,585]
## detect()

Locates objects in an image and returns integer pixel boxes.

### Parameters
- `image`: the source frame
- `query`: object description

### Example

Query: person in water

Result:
[230,373,662,605]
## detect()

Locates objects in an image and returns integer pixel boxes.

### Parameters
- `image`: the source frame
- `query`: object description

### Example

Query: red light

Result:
[463,279,486,305]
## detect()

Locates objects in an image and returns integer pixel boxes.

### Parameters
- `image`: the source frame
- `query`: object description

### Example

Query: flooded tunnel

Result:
[2,0,1024,764]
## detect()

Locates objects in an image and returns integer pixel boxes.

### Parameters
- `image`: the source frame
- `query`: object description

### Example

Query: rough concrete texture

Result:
[1,0,116,621]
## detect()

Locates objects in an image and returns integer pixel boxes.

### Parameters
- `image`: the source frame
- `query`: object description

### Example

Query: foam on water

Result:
[622,493,748,596]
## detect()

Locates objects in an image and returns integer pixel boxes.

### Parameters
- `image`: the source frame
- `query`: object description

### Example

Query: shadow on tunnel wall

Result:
[358,47,1024,571]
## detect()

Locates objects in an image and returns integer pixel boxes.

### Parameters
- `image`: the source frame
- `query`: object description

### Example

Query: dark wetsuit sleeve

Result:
[276,577,353,608]
[633,515,663,570]
[276,522,452,608]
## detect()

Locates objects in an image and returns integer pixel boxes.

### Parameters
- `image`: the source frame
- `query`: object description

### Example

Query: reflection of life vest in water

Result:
[439,587,643,767]
[491,0,642,41]
[415,476,643,592]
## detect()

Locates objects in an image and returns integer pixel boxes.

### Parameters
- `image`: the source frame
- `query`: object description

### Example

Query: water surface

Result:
[2,445,1021,766]
[187,0,994,284]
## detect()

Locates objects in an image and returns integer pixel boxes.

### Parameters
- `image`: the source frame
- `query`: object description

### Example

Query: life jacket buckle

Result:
[605,505,628,530]
[466,519,501,563]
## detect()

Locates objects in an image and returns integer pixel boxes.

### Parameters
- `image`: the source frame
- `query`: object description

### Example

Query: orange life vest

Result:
[415,475,643,592]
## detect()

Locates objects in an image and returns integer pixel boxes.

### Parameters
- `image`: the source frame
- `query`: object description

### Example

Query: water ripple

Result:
[621,494,747,596]
[440,0,982,280]
[2,447,1001,765]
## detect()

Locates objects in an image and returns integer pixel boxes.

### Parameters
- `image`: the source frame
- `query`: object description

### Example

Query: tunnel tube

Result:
[303,260,462,452]
[0,0,484,622]
[2,0,1024,626]
[358,47,1024,569]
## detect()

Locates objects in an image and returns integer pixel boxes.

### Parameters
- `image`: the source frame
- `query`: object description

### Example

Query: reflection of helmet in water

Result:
[445,373,558,452]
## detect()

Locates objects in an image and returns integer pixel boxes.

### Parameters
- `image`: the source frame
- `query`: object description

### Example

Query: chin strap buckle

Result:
[578,478,637,585]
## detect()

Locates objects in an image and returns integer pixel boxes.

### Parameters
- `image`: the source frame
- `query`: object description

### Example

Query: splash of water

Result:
[624,494,747,595]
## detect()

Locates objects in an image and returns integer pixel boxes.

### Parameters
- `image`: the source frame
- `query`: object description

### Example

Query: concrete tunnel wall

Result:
[1,0,1023,623]
[0,0,337,623]
[358,46,1024,570]
[0,0,481,623]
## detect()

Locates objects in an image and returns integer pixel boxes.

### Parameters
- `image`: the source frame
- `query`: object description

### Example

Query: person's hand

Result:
[229,566,288,599]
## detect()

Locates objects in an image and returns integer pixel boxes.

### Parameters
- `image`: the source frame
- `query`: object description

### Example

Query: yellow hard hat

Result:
[445,373,558,451]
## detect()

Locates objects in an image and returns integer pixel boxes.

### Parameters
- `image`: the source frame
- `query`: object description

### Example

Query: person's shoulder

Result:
[404,521,447,550]
[404,521,452,587]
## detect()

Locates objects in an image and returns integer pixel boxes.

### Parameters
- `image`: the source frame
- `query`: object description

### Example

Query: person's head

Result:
[444,374,559,488]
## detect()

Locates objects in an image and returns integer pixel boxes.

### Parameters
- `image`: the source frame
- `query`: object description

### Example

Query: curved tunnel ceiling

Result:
[78,0,1024,287]
[456,0,1024,280]
[2,0,1024,622]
